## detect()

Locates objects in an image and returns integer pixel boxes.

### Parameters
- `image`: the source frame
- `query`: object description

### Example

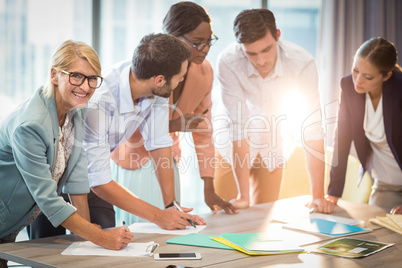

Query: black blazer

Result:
[328,72,402,197]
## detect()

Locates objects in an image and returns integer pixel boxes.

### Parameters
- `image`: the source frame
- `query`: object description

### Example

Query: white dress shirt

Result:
[214,40,324,171]
[364,93,402,185]
[84,60,172,187]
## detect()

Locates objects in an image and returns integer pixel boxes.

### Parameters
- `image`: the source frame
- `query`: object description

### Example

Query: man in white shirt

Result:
[84,33,206,229]
[213,9,334,213]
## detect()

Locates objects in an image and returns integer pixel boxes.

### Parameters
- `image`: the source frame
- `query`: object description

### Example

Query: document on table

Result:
[128,222,207,235]
[283,219,372,237]
[370,213,402,235]
[218,233,305,254]
[273,212,362,226]
[314,237,394,258]
[61,241,158,257]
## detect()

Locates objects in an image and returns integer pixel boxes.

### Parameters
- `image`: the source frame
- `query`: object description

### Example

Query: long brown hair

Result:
[355,37,402,76]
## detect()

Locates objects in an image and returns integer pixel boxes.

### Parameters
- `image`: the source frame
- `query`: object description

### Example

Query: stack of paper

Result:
[211,233,305,255]
[369,214,402,235]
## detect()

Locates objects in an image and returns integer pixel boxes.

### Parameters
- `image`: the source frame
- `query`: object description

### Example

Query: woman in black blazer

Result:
[327,37,402,213]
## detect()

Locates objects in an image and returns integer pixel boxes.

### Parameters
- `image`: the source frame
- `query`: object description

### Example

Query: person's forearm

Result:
[69,194,90,221]
[202,177,214,190]
[169,119,178,133]
[91,181,162,223]
[62,212,133,250]
[304,139,326,199]
[150,147,176,207]
[61,212,105,245]
[232,139,250,199]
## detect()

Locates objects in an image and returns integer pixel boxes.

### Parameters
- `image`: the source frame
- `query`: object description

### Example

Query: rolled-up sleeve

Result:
[298,59,325,142]
[141,97,173,151]
[84,102,114,187]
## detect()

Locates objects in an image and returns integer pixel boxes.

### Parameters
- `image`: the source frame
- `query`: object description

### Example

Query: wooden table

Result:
[1,196,401,268]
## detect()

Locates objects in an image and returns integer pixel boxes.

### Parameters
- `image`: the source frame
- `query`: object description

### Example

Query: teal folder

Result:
[283,218,372,237]
[166,233,234,250]
[220,233,304,253]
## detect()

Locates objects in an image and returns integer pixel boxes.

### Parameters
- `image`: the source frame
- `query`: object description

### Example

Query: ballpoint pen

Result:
[172,201,196,228]
[123,221,129,232]
[309,207,317,214]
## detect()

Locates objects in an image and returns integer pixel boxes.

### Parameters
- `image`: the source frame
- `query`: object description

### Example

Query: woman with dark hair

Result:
[111,2,237,225]
[327,37,402,213]
[0,40,133,267]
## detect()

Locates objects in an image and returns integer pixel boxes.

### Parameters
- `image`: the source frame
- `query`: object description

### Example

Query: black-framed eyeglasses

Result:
[181,33,219,51]
[61,70,103,89]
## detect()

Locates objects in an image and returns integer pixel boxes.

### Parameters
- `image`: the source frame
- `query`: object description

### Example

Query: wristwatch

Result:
[165,201,177,209]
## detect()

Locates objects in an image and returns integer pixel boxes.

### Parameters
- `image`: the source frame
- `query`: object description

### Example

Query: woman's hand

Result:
[202,177,238,214]
[100,227,134,250]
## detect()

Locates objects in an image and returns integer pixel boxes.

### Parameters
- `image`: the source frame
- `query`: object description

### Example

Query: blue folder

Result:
[284,218,372,236]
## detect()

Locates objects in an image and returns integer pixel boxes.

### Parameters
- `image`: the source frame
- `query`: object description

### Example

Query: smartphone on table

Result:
[154,253,202,260]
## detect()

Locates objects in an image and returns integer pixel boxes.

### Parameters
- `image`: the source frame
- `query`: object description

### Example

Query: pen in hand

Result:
[172,201,196,228]
[123,221,129,232]
[309,207,317,214]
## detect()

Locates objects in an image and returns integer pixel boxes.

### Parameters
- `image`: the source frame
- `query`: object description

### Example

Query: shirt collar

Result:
[119,64,135,113]
[119,65,156,114]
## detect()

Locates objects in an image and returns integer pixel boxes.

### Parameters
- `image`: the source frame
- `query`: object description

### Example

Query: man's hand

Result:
[229,198,250,209]
[203,177,238,214]
[391,205,402,214]
[306,196,337,214]
[154,206,206,230]
[169,113,205,132]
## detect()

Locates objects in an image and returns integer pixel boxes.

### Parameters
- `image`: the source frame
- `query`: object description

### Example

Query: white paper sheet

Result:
[128,222,207,235]
[61,241,158,257]
[273,211,362,226]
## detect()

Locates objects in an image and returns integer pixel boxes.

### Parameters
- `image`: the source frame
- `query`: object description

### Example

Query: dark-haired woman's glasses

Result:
[182,34,219,51]
[61,70,103,89]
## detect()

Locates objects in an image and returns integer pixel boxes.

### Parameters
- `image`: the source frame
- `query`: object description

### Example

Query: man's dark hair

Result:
[234,9,277,44]
[162,1,211,37]
[131,33,191,81]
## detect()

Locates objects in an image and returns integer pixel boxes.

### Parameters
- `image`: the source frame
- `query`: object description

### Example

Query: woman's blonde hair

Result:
[42,40,101,98]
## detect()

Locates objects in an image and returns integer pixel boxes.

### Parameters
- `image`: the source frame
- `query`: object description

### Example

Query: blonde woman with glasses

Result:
[0,40,132,267]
